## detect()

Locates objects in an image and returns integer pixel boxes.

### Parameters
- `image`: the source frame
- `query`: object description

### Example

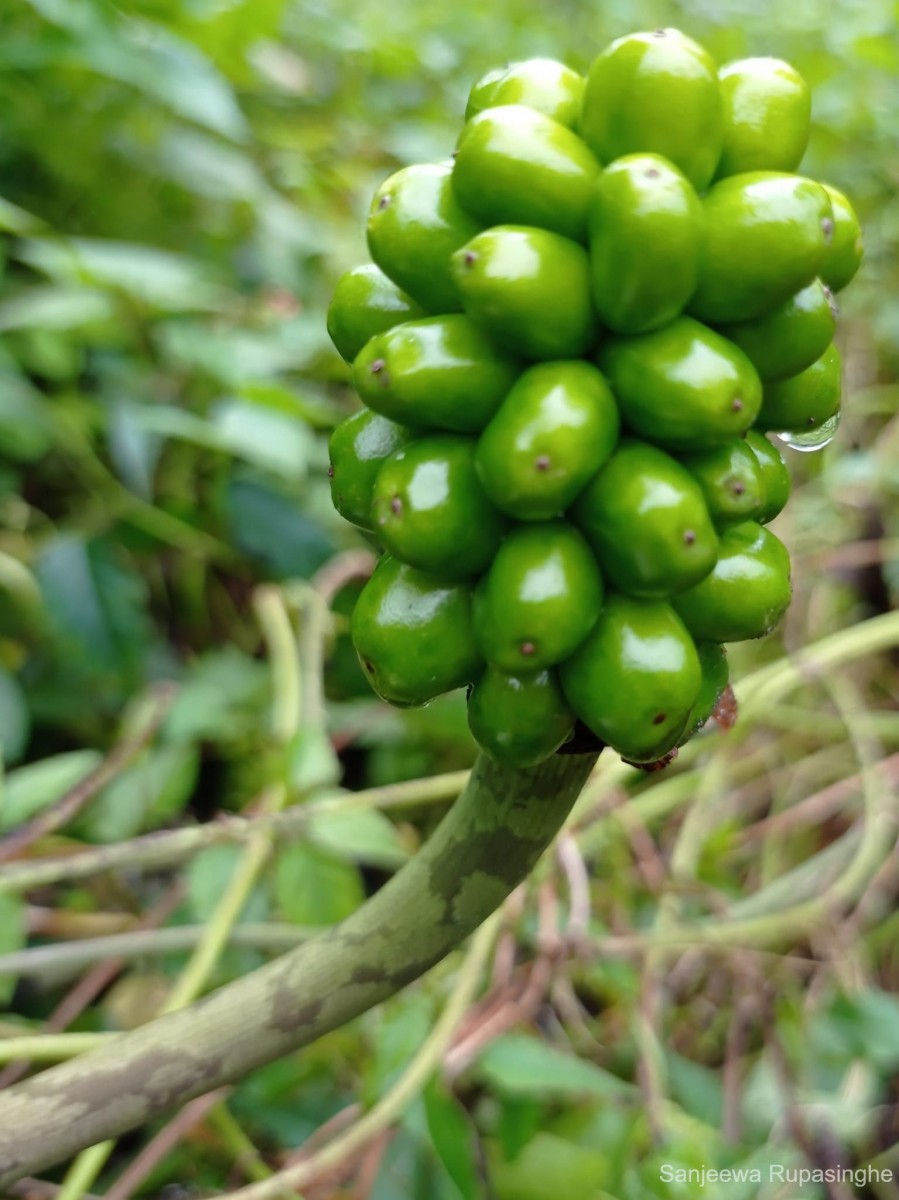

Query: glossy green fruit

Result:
[354,316,520,434]
[475,360,619,520]
[473,521,602,672]
[467,667,574,766]
[367,163,482,313]
[691,172,832,322]
[599,317,761,450]
[720,278,837,382]
[716,57,811,178]
[327,264,425,363]
[328,409,412,532]
[820,184,863,292]
[465,58,584,128]
[572,440,718,598]
[351,557,481,707]
[453,105,600,243]
[673,521,791,642]
[756,343,841,433]
[580,29,723,192]
[745,431,791,522]
[678,437,765,527]
[589,153,701,334]
[371,435,504,578]
[680,642,729,742]
[559,594,701,763]
[451,225,595,360]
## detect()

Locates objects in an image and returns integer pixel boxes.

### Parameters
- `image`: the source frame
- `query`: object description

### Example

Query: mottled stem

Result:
[0,751,597,1184]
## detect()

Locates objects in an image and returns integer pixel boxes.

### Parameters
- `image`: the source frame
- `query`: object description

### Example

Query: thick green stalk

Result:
[0,750,597,1185]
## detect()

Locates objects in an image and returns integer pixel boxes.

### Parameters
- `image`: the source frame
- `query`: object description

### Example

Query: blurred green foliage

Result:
[0,0,898,1195]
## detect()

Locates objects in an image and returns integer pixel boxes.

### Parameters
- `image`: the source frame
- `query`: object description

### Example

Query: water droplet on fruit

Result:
[776,411,841,453]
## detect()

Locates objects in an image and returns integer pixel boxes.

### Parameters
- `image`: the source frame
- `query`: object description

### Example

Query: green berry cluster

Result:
[326,29,863,768]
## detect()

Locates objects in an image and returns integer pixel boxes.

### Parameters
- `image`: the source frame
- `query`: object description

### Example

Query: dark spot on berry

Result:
[390,496,403,515]
[731,397,744,413]
[821,216,834,241]
[645,168,661,178]
[520,641,536,657]
[732,480,745,496]
[683,529,696,545]
[452,150,458,159]
[652,28,667,37]
[464,251,477,266]
[362,658,374,674]
[370,359,387,383]
[652,712,667,725]
[378,194,391,211]
[327,464,334,478]
[535,455,551,471]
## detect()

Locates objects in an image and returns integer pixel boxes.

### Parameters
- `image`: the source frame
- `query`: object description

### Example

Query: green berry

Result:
[353,315,520,434]
[589,153,702,335]
[328,409,412,532]
[453,105,600,243]
[560,594,702,763]
[468,667,574,766]
[719,278,837,382]
[465,59,584,128]
[327,265,425,363]
[451,225,596,360]
[755,344,841,434]
[367,163,482,313]
[745,431,791,523]
[599,317,761,451]
[820,184,863,292]
[580,29,723,191]
[351,557,481,707]
[475,360,619,521]
[716,57,811,178]
[473,521,603,672]
[678,437,765,527]
[371,435,505,579]
[572,439,718,598]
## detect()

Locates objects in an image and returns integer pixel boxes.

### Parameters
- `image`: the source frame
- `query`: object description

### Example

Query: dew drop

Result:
[776,410,841,453]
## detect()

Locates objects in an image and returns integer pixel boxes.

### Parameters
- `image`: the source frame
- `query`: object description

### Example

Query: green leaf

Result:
[274,842,364,926]
[0,894,26,1005]
[0,668,31,765]
[17,239,225,312]
[0,749,103,833]
[308,806,409,870]
[489,1132,611,1200]
[187,844,269,923]
[36,535,152,687]
[0,285,116,332]
[211,398,312,482]
[74,744,199,843]
[226,478,335,580]
[475,1035,629,1101]
[163,648,268,745]
[0,364,55,462]
[424,1081,485,1200]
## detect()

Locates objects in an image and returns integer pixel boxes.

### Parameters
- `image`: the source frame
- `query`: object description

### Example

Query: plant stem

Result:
[0,750,597,1185]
